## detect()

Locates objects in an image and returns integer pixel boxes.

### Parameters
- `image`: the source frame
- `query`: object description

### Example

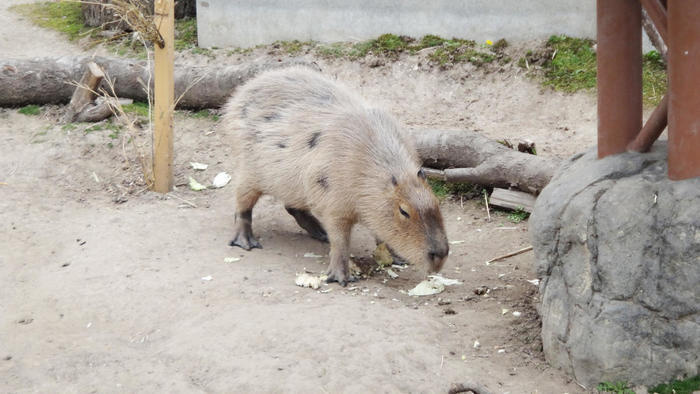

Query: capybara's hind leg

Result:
[285,207,328,242]
[229,188,262,250]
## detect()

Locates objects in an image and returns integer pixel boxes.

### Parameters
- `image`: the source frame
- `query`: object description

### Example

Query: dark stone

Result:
[530,142,700,387]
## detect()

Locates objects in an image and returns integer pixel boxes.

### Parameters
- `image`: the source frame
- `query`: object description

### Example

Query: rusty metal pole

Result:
[639,0,668,41]
[667,1,700,180]
[627,94,668,153]
[597,0,642,158]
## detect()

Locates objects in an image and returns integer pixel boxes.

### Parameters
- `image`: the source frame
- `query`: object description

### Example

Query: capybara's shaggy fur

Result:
[222,67,449,285]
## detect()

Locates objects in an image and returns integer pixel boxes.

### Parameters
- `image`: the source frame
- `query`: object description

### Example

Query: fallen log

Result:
[410,129,561,193]
[0,57,560,192]
[0,56,318,109]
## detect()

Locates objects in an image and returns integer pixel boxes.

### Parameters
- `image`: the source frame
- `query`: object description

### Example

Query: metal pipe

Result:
[597,0,642,158]
[627,94,668,153]
[667,1,700,180]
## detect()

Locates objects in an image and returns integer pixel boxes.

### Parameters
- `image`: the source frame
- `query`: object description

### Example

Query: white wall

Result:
[196,1,651,50]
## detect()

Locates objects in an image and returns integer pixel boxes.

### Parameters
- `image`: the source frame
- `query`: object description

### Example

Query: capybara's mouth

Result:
[382,242,409,266]
[428,256,447,273]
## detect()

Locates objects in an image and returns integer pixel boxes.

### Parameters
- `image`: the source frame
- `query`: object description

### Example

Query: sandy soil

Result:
[1,2,598,393]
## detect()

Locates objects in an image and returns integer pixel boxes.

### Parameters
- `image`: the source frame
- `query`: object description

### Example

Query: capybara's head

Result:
[364,168,449,272]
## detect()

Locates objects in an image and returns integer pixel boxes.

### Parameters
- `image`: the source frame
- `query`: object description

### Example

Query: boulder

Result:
[530,142,700,387]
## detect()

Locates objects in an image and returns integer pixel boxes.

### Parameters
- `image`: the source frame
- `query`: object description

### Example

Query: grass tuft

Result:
[429,179,486,201]
[18,105,41,116]
[542,35,597,93]
[596,381,634,394]
[175,18,198,50]
[650,375,700,394]
[427,37,494,67]
[122,101,150,118]
[191,109,220,121]
[11,1,87,41]
[541,35,667,106]
[272,39,315,55]
[506,209,529,223]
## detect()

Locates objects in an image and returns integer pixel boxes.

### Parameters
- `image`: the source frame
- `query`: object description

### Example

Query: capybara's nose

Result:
[429,246,449,261]
[428,245,449,272]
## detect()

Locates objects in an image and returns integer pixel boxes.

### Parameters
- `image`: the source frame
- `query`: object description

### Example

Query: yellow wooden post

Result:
[152,0,174,193]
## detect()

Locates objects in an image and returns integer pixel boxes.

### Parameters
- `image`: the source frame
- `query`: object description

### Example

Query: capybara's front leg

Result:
[325,218,355,286]
[229,188,262,250]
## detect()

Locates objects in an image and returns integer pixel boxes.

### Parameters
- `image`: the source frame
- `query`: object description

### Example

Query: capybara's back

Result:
[222,66,448,285]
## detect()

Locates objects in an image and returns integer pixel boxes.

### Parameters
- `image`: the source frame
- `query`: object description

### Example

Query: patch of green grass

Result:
[642,50,667,106]
[316,42,347,58]
[419,34,447,48]
[543,35,597,93]
[314,34,496,66]
[492,38,509,50]
[506,209,530,223]
[429,179,450,200]
[84,124,101,134]
[191,109,220,122]
[84,121,122,135]
[348,40,375,58]
[650,375,700,394]
[273,40,315,55]
[18,105,41,116]
[596,381,634,394]
[11,1,87,41]
[191,47,215,58]
[542,35,667,106]
[122,102,150,118]
[428,38,494,67]
[517,57,527,68]
[61,123,77,131]
[429,179,485,201]
[342,34,461,59]
[371,34,412,55]
[175,18,197,50]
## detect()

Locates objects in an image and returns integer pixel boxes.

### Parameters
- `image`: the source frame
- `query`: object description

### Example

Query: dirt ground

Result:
[1,1,600,393]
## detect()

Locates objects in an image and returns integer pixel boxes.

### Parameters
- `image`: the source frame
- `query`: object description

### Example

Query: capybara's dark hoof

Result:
[325,272,357,287]
[229,234,262,250]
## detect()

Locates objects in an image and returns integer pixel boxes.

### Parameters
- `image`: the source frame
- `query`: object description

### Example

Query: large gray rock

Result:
[530,142,700,388]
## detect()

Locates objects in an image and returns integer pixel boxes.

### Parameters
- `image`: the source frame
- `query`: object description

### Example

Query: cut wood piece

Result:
[488,188,537,212]
[74,99,114,122]
[63,62,105,123]
[0,56,319,109]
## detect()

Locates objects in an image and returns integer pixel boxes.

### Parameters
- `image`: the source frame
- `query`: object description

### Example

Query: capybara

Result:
[222,66,449,285]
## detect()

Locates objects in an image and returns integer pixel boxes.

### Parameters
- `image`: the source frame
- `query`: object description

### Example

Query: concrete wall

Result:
[196,0,598,48]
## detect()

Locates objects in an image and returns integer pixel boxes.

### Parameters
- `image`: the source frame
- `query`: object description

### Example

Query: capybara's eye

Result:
[399,205,410,219]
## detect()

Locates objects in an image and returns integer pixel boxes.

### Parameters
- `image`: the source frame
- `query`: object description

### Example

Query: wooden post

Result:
[667,1,700,180]
[153,0,175,193]
[596,0,642,158]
